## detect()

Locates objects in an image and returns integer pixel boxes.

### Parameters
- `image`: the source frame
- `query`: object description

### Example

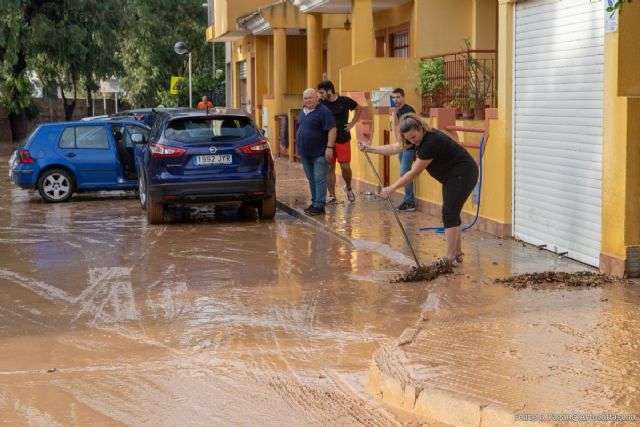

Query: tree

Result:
[30,0,125,120]
[0,0,46,142]
[119,0,212,108]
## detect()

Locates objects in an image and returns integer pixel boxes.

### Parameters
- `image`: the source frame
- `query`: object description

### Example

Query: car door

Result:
[124,123,150,176]
[57,124,118,188]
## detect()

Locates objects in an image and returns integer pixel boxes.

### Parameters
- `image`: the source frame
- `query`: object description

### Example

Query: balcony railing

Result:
[420,49,496,118]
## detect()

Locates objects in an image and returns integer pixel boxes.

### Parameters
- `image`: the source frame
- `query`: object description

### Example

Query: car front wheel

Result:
[37,169,74,203]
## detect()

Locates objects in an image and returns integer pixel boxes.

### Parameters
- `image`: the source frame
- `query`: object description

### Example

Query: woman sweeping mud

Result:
[358,113,478,266]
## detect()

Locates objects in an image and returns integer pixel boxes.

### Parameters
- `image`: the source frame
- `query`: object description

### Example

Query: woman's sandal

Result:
[455,252,464,263]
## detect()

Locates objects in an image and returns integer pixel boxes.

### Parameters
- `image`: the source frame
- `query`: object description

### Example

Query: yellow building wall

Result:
[214,0,270,39]
[413,0,473,58]
[255,36,273,112]
[472,0,497,51]
[263,95,303,156]
[325,29,351,82]
[618,3,640,96]
[373,2,413,32]
[601,4,640,266]
[286,36,307,94]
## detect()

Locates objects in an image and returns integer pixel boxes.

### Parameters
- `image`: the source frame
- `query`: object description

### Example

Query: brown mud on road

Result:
[495,270,624,289]
[0,146,441,426]
[391,259,453,283]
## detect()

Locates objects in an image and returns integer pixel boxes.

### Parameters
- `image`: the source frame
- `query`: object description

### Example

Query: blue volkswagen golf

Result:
[9,120,150,202]
[138,109,276,224]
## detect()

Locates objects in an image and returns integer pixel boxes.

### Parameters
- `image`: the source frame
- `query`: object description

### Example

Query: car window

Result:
[59,126,109,149]
[164,117,257,143]
[150,116,164,142]
[126,124,149,145]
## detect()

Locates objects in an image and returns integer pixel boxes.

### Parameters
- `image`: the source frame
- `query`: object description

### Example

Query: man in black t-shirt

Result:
[318,80,363,204]
[391,88,417,212]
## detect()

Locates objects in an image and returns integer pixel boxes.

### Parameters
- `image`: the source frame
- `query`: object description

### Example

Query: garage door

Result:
[514,0,604,266]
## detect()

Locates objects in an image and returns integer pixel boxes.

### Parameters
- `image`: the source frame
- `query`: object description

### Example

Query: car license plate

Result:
[193,154,232,165]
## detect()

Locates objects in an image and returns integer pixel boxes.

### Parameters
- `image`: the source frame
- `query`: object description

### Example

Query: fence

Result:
[420,49,496,118]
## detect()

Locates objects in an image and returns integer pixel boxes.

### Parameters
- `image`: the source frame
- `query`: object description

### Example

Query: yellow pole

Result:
[351,0,375,64]
[307,13,323,87]
[273,28,287,116]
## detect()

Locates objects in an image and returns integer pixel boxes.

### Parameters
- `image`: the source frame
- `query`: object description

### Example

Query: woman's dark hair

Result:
[398,113,431,145]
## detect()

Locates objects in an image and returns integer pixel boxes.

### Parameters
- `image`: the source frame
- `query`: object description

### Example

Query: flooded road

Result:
[0,147,430,426]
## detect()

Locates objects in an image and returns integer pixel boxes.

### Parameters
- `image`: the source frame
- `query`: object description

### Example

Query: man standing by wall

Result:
[296,88,337,216]
[391,88,417,211]
[317,80,363,204]
[197,96,214,110]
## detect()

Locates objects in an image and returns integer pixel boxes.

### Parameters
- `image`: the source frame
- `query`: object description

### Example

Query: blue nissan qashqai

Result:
[138,109,276,224]
[9,120,150,202]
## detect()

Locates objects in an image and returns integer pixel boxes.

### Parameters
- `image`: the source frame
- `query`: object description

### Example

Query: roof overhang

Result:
[292,0,410,14]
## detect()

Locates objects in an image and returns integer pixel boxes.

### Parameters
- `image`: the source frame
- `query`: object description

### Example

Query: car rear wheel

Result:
[147,199,165,224]
[258,193,276,220]
[37,169,74,203]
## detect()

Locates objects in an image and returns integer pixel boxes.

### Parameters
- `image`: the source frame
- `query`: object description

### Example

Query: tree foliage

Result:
[119,0,218,108]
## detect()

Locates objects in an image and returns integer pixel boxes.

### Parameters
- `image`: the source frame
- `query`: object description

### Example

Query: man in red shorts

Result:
[318,80,363,203]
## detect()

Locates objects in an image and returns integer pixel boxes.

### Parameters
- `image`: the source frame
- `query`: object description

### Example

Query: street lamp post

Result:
[174,41,192,108]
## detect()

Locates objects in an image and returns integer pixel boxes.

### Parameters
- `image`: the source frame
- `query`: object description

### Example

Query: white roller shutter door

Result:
[514,0,604,266]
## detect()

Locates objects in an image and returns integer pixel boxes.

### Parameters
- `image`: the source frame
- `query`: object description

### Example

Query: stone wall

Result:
[0,98,118,144]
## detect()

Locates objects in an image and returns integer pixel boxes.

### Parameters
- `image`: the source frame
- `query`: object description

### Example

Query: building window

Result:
[391,31,409,57]
[375,23,410,58]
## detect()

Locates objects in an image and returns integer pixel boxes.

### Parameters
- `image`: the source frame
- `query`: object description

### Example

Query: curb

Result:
[367,345,552,427]
[276,199,353,246]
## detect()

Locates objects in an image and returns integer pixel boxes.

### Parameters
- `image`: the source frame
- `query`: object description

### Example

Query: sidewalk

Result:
[274,157,640,427]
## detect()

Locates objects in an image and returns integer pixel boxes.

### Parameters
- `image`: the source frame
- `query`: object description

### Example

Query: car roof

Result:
[161,108,252,120]
[37,120,149,129]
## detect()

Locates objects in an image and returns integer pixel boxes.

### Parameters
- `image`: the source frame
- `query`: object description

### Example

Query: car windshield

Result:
[164,117,257,143]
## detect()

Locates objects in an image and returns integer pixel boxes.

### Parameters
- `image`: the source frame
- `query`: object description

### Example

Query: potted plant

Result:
[417,58,448,115]
[461,38,493,120]
[452,86,472,119]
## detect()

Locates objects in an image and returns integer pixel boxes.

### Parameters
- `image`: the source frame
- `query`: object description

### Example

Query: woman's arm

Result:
[379,157,432,198]
[357,140,404,156]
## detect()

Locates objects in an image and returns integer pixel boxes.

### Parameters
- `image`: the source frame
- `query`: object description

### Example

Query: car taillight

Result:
[149,143,186,158]
[18,149,35,164]
[239,140,271,154]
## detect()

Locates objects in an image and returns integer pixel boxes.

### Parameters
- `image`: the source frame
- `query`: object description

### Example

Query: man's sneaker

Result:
[303,204,314,212]
[396,201,416,212]
[344,185,356,202]
[326,195,338,205]
[305,206,325,216]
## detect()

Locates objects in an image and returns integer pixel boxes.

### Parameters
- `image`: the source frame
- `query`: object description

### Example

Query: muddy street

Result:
[0,146,433,426]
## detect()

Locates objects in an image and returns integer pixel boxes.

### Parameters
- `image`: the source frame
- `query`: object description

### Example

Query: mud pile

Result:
[392,259,453,283]
[495,270,619,289]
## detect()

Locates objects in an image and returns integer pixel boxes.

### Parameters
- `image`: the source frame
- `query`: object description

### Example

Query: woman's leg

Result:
[441,167,479,262]
[444,226,461,260]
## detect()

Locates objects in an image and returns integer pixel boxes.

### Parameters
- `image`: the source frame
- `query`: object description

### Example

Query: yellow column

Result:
[273,28,287,116]
[351,0,374,64]
[307,13,323,87]
[600,3,640,277]
[481,0,514,231]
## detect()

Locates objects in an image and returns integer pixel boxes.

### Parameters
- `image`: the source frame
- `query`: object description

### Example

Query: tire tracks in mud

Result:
[259,370,399,427]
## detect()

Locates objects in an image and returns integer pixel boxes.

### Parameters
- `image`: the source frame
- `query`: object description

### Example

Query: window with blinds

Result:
[391,31,409,58]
